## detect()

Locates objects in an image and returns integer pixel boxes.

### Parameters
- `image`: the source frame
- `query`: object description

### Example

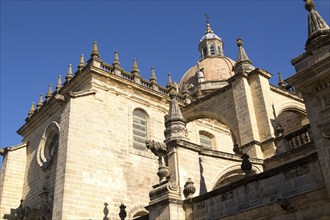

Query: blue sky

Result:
[1,0,329,165]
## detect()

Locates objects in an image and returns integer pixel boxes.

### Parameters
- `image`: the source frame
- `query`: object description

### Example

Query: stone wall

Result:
[0,144,27,217]
[184,153,329,220]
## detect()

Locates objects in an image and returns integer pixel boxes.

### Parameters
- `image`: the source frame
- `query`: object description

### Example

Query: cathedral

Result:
[1,0,330,219]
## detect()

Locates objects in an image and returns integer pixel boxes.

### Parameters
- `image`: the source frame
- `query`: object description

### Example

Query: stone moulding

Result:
[149,180,180,203]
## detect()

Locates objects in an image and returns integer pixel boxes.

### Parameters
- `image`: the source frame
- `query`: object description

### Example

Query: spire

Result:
[56,75,62,93]
[78,54,85,72]
[45,84,53,101]
[304,0,330,46]
[278,72,286,89]
[65,64,73,82]
[164,87,188,142]
[28,102,35,118]
[90,41,100,59]
[37,93,43,110]
[166,73,173,89]
[150,66,158,84]
[233,38,255,74]
[199,14,224,58]
[113,51,120,68]
[204,13,214,34]
[131,58,140,75]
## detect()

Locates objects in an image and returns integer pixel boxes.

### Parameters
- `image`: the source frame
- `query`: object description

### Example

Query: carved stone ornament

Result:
[149,180,179,201]
[321,126,330,139]
[157,166,170,183]
[37,122,60,170]
[183,178,196,199]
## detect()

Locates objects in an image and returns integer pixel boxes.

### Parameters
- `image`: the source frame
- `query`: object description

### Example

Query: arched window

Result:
[133,109,148,151]
[217,46,221,55]
[210,44,216,55]
[199,131,214,148]
[203,47,208,58]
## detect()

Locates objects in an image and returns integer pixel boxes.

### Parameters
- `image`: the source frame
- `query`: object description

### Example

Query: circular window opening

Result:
[37,122,60,170]
[44,131,59,162]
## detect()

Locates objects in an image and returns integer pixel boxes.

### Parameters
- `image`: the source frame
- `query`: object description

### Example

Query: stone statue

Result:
[146,140,168,166]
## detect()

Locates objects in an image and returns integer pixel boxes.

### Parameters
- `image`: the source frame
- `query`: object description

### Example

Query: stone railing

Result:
[99,62,172,96]
[285,125,312,150]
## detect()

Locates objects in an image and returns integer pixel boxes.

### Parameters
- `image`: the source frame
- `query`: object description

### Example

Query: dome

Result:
[200,33,221,42]
[180,56,235,92]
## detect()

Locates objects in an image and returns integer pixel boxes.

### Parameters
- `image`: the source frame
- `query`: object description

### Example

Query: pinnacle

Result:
[90,41,100,58]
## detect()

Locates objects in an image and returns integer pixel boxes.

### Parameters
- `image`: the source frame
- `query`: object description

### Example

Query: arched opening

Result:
[276,110,308,136]
[214,169,246,189]
[210,44,216,55]
[203,47,208,58]
[212,165,260,190]
[186,118,234,153]
[199,130,215,149]
[133,108,149,151]
[133,211,149,220]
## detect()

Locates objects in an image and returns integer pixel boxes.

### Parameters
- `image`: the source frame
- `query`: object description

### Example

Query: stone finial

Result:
[196,61,205,83]
[78,54,85,72]
[181,82,188,95]
[278,72,286,89]
[183,178,196,199]
[164,87,188,142]
[119,204,127,220]
[56,75,62,93]
[236,38,250,61]
[233,38,255,74]
[28,102,35,118]
[241,153,252,176]
[237,38,243,47]
[196,87,203,98]
[45,84,53,101]
[166,73,173,89]
[204,14,214,34]
[304,0,315,12]
[150,66,158,84]
[275,123,284,137]
[90,41,100,58]
[131,58,140,75]
[304,0,330,46]
[113,51,120,68]
[37,93,43,110]
[233,143,242,155]
[65,64,73,82]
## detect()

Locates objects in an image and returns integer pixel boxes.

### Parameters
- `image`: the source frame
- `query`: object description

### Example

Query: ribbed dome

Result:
[180,56,235,92]
[200,33,221,42]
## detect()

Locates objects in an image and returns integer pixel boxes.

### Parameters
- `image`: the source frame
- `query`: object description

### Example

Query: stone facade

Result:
[1,1,330,220]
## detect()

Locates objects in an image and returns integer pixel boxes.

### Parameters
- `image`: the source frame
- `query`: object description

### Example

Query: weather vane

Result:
[204,13,210,23]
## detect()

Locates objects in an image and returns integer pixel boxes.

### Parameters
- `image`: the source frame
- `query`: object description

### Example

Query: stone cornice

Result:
[286,55,330,94]
[0,142,28,156]
[167,139,263,164]
[270,85,304,102]
[248,68,273,79]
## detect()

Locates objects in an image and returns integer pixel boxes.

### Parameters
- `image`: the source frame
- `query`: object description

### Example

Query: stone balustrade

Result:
[285,125,312,150]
